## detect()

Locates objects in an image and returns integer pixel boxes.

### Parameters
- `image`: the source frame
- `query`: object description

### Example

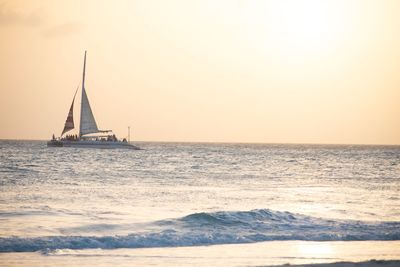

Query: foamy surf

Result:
[1,209,399,252]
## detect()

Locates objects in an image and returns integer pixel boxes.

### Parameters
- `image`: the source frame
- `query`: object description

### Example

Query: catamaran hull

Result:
[47,140,140,149]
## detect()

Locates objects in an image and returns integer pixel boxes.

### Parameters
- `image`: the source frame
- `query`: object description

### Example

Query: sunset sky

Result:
[0,0,399,144]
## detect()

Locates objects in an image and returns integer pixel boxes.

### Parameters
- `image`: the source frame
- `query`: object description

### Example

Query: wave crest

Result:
[1,209,400,252]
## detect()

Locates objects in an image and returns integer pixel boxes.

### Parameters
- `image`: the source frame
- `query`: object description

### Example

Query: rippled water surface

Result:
[0,141,399,264]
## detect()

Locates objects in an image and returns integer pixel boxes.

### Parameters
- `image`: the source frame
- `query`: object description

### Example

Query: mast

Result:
[79,51,86,137]
[78,51,104,136]
[82,51,87,90]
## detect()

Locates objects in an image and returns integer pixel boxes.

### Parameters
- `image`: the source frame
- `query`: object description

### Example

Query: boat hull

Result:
[47,140,140,149]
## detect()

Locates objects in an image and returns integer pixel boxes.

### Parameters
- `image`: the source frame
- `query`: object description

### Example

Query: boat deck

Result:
[47,139,140,149]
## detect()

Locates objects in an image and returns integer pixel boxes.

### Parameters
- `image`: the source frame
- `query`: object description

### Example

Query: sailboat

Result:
[47,51,140,149]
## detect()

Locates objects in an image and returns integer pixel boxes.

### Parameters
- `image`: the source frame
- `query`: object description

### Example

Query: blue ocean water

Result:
[0,141,399,253]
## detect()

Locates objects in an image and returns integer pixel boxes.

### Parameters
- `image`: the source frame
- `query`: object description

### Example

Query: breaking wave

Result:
[1,209,399,252]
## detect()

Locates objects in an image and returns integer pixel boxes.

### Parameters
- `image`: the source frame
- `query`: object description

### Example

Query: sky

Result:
[0,0,399,144]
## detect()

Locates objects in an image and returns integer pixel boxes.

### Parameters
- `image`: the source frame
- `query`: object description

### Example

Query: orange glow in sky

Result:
[0,0,399,144]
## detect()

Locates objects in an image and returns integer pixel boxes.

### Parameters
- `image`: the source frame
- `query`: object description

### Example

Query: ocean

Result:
[0,140,399,266]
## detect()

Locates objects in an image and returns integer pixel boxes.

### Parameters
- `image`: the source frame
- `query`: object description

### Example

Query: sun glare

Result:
[264,1,342,56]
[297,242,333,257]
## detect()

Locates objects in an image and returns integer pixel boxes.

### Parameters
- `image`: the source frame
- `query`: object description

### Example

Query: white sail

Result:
[79,51,99,136]
[80,87,99,135]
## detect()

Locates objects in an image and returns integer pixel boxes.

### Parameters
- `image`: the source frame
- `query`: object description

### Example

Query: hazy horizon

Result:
[1,0,400,145]
[2,138,400,147]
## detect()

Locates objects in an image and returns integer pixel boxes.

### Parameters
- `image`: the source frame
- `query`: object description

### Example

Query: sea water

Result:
[0,141,399,266]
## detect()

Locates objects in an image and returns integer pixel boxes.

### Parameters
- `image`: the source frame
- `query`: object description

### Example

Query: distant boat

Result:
[47,51,140,149]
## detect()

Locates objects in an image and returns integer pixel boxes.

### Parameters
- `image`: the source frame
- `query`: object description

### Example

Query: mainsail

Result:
[61,88,78,136]
[79,51,99,136]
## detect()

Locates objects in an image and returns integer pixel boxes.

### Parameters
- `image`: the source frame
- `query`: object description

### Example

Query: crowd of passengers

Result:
[61,134,79,141]
[60,134,119,142]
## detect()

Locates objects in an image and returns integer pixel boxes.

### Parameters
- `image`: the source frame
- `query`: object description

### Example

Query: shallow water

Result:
[1,241,400,267]
[0,141,399,265]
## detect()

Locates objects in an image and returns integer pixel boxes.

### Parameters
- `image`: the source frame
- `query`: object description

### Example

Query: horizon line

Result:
[1,138,399,147]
